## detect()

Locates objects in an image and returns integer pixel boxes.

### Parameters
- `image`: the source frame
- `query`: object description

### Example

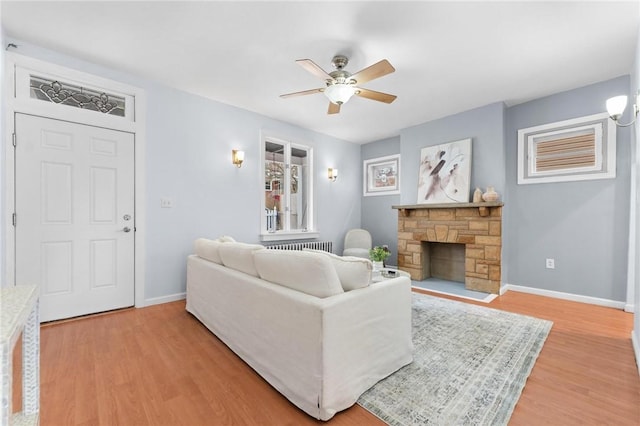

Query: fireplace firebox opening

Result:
[422,242,466,283]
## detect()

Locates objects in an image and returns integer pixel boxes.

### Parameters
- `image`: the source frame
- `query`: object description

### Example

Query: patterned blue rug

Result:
[358,293,552,425]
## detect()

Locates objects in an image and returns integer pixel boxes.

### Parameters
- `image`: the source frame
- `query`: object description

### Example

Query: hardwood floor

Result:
[26,290,640,425]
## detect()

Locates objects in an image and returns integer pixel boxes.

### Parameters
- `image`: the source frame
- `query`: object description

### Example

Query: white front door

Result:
[15,113,135,322]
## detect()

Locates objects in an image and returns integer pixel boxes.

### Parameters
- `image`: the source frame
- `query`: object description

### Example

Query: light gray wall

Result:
[361,103,507,268]
[4,38,362,300]
[361,80,633,304]
[504,76,631,302]
[399,102,507,205]
[361,136,401,265]
[5,37,635,307]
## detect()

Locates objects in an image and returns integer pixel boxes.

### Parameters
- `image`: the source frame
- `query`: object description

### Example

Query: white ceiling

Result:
[2,1,638,144]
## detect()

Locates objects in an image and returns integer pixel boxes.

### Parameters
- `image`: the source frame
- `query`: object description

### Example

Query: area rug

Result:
[357,293,553,426]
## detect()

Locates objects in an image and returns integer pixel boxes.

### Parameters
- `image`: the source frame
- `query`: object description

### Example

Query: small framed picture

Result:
[363,154,401,197]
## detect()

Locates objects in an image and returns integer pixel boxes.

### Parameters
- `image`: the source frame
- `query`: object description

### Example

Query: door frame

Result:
[3,52,147,308]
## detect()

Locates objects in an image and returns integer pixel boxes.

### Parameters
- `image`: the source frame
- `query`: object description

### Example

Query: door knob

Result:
[123,227,131,233]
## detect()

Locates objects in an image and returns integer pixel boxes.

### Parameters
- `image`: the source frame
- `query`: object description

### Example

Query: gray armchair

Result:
[342,229,372,259]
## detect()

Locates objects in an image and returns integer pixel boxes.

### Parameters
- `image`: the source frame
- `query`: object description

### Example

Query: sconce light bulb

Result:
[606,91,639,127]
[606,95,628,121]
[232,150,245,168]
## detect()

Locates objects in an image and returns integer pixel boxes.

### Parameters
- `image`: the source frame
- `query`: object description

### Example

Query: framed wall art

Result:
[417,138,472,204]
[363,154,401,197]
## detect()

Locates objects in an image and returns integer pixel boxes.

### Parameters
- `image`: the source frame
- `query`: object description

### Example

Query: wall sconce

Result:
[232,149,245,168]
[328,168,338,181]
[606,91,639,127]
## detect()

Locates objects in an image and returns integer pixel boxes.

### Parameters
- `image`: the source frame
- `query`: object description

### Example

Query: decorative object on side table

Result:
[369,245,391,272]
[482,186,499,202]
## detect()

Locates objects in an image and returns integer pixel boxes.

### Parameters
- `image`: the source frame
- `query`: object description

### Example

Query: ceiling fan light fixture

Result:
[324,83,356,105]
[281,56,396,113]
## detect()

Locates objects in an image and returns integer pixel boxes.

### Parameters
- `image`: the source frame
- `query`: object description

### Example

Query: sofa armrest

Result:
[319,277,414,417]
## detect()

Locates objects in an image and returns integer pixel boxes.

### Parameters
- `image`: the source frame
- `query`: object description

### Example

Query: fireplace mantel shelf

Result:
[392,201,503,217]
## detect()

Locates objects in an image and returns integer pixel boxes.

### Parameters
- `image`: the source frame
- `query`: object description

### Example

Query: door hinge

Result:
[12,213,16,227]
[12,133,16,147]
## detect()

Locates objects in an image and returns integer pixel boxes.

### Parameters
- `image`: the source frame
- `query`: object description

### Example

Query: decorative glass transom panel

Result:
[30,76,126,117]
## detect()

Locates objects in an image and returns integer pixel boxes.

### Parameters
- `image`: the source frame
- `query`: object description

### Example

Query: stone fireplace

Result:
[393,202,503,294]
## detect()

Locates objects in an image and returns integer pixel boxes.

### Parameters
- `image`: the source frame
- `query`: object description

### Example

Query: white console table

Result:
[1,285,39,426]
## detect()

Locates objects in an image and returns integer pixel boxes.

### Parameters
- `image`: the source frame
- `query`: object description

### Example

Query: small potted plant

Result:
[369,245,391,271]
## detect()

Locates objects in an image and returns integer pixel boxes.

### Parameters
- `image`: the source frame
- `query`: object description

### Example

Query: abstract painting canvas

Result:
[417,138,472,204]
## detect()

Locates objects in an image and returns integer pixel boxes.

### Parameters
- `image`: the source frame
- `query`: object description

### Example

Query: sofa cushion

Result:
[218,242,265,277]
[253,250,344,298]
[304,249,372,291]
[194,238,224,264]
[217,235,236,243]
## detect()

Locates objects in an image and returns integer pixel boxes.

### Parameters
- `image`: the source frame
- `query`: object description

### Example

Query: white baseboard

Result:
[500,283,628,310]
[142,292,186,307]
[632,330,640,377]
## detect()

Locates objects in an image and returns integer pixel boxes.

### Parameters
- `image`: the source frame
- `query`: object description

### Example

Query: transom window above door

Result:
[30,75,126,116]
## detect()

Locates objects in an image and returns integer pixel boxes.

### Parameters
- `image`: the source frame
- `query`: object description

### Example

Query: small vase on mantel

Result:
[472,188,483,203]
[482,186,499,202]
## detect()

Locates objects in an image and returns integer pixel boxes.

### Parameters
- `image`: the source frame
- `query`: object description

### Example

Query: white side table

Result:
[372,268,411,283]
[1,285,39,426]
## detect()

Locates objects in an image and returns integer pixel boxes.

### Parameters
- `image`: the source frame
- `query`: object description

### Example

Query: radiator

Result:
[266,241,333,253]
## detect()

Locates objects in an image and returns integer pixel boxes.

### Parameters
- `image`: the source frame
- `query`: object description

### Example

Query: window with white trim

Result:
[517,112,616,184]
[261,135,315,241]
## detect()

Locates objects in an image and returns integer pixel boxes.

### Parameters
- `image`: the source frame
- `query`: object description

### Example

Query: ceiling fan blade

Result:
[280,88,324,99]
[296,59,333,81]
[328,102,341,114]
[350,59,395,85]
[354,87,397,104]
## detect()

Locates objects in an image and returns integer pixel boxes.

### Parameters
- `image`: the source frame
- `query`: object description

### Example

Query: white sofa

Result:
[186,238,413,421]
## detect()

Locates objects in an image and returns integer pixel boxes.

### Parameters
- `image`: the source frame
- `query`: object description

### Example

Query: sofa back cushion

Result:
[194,236,240,264]
[253,250,344,298]
[194,238,224,264]
[304,249,372,291]
[218,242,265,277]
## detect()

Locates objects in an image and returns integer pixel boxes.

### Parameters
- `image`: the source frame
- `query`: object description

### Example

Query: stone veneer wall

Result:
[396,204,502,294]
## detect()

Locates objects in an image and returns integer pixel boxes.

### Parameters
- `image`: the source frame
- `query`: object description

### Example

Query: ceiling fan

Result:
[280,55,397,114]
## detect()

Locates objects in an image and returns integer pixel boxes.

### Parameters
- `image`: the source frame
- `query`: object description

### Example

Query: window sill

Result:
[260,231,320,242]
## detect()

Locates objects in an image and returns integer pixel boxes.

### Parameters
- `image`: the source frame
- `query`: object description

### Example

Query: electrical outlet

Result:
[160,198,174,208]
[545,258,555,269]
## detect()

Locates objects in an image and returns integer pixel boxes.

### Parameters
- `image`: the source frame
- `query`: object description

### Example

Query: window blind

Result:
[534,131,596,172]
